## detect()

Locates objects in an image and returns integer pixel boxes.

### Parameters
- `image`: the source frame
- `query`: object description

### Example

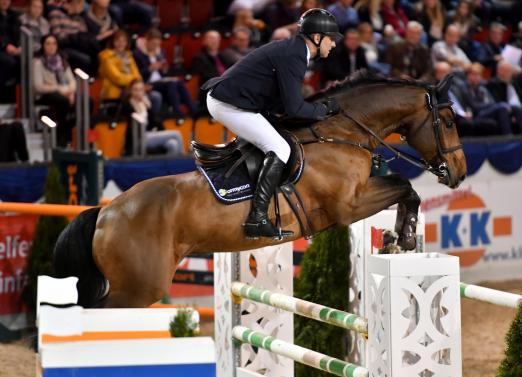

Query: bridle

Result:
[310,87,463,179]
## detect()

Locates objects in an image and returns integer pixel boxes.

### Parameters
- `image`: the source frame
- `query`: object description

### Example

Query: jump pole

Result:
[233,326,369,377]
[231,282,368,335]
[460,282,522,309]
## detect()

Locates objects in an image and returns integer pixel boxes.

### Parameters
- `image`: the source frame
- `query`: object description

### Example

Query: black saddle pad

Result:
[197,160,256,204]
[196,132,304,205]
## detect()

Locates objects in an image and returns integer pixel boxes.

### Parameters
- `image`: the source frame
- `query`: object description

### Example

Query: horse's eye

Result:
[444,117,454,128]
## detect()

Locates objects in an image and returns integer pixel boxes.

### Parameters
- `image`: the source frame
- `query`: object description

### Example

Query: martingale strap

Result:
[280,183,315,239]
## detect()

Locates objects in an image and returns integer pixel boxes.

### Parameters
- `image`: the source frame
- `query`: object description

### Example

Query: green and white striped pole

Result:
[460,282,522,309]
[233,326,369,377]
[231,282,368,336]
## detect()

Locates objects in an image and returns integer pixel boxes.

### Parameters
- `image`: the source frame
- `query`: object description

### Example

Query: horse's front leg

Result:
[394,191,421,250]
[349,174,420,250]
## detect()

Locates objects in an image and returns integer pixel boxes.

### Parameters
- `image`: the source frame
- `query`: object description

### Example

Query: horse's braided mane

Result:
[307,70,432,102]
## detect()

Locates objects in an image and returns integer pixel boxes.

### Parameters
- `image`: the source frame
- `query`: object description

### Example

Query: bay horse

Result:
[54,73,467,308]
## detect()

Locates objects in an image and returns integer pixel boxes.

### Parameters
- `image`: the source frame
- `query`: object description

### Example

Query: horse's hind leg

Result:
[94,232,177,308]
[349,174,420,250]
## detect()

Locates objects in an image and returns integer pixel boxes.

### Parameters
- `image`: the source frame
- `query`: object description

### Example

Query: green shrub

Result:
[294,226,350,377]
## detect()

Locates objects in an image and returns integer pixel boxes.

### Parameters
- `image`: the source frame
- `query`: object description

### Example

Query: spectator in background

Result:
[454,63,513,135]
[320,29,368,84]
[191,30,226,106]
[271,26,292,40]
[33,34,76,145]
[480,23,506,76]
[98,30,161,117]
[109,0,155,30]
[511,21,522,50]
[19,0,49,53]
[446,0,481,60]
[358,22,389,74]
[122,79,184,157]
[380,0,409,37]
[0,121,28,162]
[414,0,445,46]
[85,0,118,49]
[261,0,300,37]
[358,22,379,65]
[0,0,21,99]
[487,60,522,133]
[327,0,359,33]
[386,21,433,81]
[300,0,318,12]
[222,27,253,67]
[431,24,471,71]
[232,7,266,46]
[446,0,479,37]
[134,28,196,119]
[434,61,496,136]
[355,0,383,34]
[48,0,100,76]
[228,0,276,15]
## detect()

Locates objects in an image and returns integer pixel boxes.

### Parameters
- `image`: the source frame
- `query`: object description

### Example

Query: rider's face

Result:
[318,35,336,58]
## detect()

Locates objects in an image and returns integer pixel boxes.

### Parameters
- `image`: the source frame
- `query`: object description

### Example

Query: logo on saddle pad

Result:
[219,184,251,197]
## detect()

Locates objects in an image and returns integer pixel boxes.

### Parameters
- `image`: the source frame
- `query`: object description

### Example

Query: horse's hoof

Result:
[398,235,417,251]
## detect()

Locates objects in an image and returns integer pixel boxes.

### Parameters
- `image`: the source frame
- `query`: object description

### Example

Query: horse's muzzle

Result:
[438,165,465,189]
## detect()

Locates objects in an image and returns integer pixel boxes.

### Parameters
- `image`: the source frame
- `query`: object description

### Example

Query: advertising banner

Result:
[412,162,522,283]
[0,214,37,330]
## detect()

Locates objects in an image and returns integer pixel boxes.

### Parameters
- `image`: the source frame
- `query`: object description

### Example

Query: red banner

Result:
[0,214,37,316]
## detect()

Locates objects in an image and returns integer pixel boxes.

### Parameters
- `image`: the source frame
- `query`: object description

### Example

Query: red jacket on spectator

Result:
[380,2,409,37]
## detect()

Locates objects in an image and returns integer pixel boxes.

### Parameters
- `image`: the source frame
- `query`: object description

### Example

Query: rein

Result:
[299,89,463,179]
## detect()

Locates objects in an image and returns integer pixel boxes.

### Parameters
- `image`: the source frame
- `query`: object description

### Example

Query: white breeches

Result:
[206,92,291,163]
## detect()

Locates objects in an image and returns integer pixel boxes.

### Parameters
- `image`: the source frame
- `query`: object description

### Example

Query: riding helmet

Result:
[298,8,343,41]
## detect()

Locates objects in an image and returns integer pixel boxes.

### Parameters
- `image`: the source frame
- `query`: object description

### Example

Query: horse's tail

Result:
[53,207,107,308]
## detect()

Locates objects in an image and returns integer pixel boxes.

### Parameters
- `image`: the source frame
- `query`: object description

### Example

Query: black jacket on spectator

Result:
[487,77,522,103]
[320,44,368,83]
[0,8,20,51]
[203,36,327,120]
[191,48,226,105]
[0,121,28,162]
[386,40,432,81]
[480,41,505,74]
[453,78,497,114]
[134,48,167,82]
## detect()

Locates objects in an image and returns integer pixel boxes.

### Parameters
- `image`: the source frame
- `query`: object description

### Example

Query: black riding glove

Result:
[320,97,341,116]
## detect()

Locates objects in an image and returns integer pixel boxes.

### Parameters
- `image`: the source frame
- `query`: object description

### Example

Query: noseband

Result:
[341,88,463,179]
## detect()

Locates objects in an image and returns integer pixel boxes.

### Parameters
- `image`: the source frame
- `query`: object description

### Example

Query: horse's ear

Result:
[436,74,453,101]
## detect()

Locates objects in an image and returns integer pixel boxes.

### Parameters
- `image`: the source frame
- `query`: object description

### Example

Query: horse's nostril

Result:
[460,174,466,182]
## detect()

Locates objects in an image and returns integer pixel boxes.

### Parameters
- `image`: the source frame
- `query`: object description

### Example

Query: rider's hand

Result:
[321,97,341,116]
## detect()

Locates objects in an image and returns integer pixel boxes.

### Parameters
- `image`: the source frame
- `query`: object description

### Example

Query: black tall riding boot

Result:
[243,151,294,239]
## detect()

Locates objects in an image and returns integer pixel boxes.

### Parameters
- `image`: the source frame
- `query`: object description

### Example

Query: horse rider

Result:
[203,8,343,240]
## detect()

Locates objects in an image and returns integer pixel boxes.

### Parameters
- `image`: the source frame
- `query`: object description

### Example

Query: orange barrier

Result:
[150,303,214,320]
[0,202,94,217]
[42,330,172,344]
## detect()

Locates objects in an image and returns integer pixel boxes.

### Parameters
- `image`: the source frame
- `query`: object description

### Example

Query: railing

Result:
[40,116,57,161]
[20,26,35,131]
[74,68,90,152]
[131,112,147,157]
